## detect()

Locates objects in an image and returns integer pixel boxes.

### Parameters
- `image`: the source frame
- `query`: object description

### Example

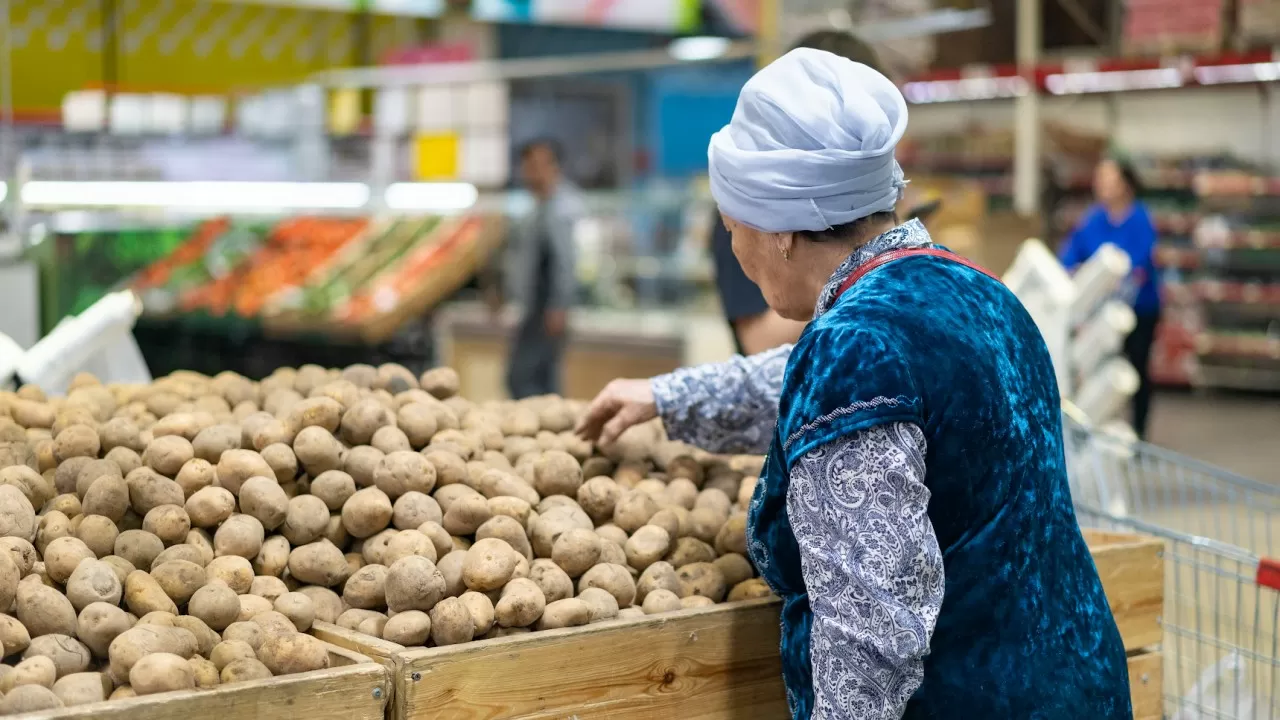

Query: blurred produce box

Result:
[1239,0,1280,44]
[1122,0,1225,56]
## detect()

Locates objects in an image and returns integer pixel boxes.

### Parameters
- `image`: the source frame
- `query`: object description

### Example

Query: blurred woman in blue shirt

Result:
[1060,157,1162,437]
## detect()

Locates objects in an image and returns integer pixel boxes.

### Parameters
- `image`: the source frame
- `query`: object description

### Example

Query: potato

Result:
[577,587,620,623]
[714,513,748,556]
[113,530,163,571]
[663,478,699,510]
[107,625,198,682]
[676,562,727,602]
[381,610,431,645]
[136,611,176,627]
[666,537,717,568]
[173,616,220,658]
[288,541,348,587]
[105,447,144,476]
[0,536,37,575]
[185,581,238,632]
[473,517,530,563]
[392,491,443,531]
[206,556,254,594]
[150,560,206,605]
[575,476,620,525]
[473,469,539,506]
[727,578,773,602]
[53,424,100,463]
[220,622,265,652]
[17,576,78,636]
[100,417,144,452]
[370,426,410,454]
[277,495,328,547]
[151,543,205,569]
[0,613,31,658]
[52,672,112,706]
[713,553,754,588]
[55,457,93,497]
[419,368,460,399]
[292,426,342,477]
[456,591,495,636]
[0,484,37,541]
[577,563,636,608]
[530,506,592,559]
[530,450,583,499]
[142,504,191,546]
[383,530,437,565]
[424,449,467,488]
[374,451,437,500]
[34,511,71,557]
[284,396,342,436]
[64,559,122,611]
[343,446,384,489]
[123,569,177,616]
[435,550,467,598]
[141,435,192,478]
[126,469,185,515]
[12,654,57,689]
[0,549,17,610]
[385,554,448,613]
[220,657,272,684]
[300,587,344,625]
[624,525,670,571]
[23,634,92,679]
[636,561,683,604]
[428,596,474,646]
[192,424,241,464]
[238,477,289,530]
[612,490,659,533]
[689,508,728,545]
[189,655,220,688]
[241,599,281,625]
[210,640,256,671]
[215,450,275,496]
[273,592,315,632]
[551,528,601,578]
[257,443,296,486]
[442,493,492,536]
[341,487,393,539]
[336,609,387,633]
[535,598,590,630]
[81,473,129,524]
[73,515,118,560]
[494,578,545,628]
[1,684,63,712]
[462,538,518,592]
[342,564,388,609]
[310,470,356,511]
[130,652,195,695]
[214,514,266,560]
[258,633,330,675]
[340,400,393,446]
[45,492,81,519]
[642,588,682,615]
[648,508,688,540]
[183,486,233,529]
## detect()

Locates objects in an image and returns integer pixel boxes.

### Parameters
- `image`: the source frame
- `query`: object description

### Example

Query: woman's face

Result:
[722,213,813,321]
[1093,160,1129,205]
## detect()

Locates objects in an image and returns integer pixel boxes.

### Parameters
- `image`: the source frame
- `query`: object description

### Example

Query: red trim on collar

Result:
[833,247,1003,302]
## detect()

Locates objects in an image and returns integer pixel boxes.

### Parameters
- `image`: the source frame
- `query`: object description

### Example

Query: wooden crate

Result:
[311,531,1165,720]
[14,642,390,720]
[1084,529,1166,651]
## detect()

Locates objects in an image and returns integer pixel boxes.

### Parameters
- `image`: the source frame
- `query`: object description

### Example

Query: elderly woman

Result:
[578,49,1130,719]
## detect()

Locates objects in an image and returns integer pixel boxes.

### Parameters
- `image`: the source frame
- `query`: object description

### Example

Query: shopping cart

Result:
[1064,404,1280,719]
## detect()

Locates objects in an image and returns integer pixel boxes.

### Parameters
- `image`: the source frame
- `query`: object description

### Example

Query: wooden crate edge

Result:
[11,641,390,720]
[1127,649,1163,720]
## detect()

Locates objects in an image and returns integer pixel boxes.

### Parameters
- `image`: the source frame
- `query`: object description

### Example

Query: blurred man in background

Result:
[499,138,585,398]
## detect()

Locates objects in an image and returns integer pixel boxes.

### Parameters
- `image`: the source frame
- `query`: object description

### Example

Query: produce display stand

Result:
[10,642,389,720]
[309,531,1162,720]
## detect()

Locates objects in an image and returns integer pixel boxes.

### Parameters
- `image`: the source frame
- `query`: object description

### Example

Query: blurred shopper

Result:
[578,49,1130,719]
[501,139,584,399]
[1060,158,1160,437]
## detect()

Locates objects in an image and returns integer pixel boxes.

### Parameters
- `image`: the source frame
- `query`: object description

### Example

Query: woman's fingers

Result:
[599,405,643,447]
[575,384,623,441]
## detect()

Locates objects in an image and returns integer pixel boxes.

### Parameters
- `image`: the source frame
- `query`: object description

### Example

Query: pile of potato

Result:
[0,363,771,712]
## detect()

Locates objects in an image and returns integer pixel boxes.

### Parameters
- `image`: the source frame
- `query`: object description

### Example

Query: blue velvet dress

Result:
[746,252,1132,719]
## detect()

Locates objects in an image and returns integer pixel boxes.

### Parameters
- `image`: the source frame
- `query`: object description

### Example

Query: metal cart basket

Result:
[1064,405,1280,719]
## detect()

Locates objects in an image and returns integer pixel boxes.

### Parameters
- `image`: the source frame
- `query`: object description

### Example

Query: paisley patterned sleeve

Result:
[649,344,791,455]
[787,422,944,720]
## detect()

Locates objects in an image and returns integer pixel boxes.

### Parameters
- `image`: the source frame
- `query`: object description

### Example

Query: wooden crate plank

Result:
[396,598,788,720]
[1085,530,1166,651]
[15,645,390,720]
[1127,650,1164,720]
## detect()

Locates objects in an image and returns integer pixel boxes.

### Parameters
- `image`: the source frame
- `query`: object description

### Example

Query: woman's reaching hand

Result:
[575,379,657,447]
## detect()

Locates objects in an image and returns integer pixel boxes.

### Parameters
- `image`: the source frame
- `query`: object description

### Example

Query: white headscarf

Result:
[708,47,909,233]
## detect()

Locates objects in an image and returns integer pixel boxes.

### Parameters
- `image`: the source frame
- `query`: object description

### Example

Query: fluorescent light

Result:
[902,76,1028,104]
[1195,62,1280,85]
[20,181,371,211]
[668,36,731,62]
[384,182,478,212]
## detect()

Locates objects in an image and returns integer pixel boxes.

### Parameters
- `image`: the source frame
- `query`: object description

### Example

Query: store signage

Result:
[211,0,700,29]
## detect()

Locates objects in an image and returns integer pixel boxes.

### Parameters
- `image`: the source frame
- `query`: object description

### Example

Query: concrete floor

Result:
[1146,391,1280,485]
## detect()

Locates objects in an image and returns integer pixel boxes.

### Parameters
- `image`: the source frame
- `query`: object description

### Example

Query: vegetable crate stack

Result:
[0,363,1163,719]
